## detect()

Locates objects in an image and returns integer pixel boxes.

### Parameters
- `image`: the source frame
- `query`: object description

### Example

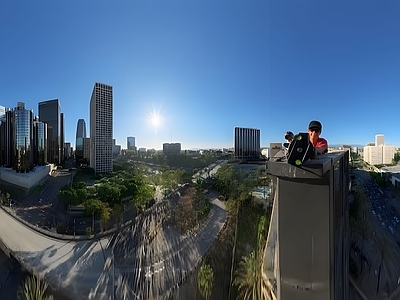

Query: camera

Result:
[286,132,316,166]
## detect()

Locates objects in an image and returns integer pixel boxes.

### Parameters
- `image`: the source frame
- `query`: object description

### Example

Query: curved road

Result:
[0,190,227,299]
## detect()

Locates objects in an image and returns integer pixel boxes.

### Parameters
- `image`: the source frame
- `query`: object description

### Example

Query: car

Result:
[38,198,42,203]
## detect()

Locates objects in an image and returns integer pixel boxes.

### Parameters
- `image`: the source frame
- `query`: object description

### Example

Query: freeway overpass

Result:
[0,207,112,299]
[0,188,227,299]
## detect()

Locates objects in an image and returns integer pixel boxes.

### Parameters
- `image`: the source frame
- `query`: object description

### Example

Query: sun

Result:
[151,115,160,127]
[148,105,162,132]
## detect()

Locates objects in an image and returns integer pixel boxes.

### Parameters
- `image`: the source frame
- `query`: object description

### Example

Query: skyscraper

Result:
[33,116,47,166]
[234,127,260,160]
[11,103,34,171]
[90,82,113,174]
[38,99,61,164]
[0,105,6,165]
[75,119,87,162]
[84,137,91,163]
[127,136,135,150]
[60,112,65,161]
[0,105,5,119]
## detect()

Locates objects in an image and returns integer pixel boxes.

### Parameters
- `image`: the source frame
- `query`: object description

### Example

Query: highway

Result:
[0,158,228,299]
[111,192,227,299]
[0,179,227,299]
[0,207,110,300]
[352,168,400,299]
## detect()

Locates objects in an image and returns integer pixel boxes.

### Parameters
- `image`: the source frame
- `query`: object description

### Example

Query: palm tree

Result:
[233,216,273,300]
[350,187,374,274]
[373,234,400,297]
[351,209,372,273]
[198,263,214,300]
[18,275,53,300]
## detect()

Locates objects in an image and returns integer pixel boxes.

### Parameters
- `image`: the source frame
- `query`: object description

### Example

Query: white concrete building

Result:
[364,139,395,165]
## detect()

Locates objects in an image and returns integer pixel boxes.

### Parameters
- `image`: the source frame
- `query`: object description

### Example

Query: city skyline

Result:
[1,1,400,150]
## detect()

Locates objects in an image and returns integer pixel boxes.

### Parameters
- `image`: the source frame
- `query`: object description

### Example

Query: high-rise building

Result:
[265,151,350,300]
[60,112,65,161]
[2,103,35,171]
[90,82,113,174]
[0,107,13,167]
[75,119,87,161]
[234,127,260,160]
[15,102,34,171]
[127,136,135,151]
[163,143,181,155]
[0,105,6,165]
[38,99,61,164]
[64,142,71,160]
[33,116,47,166]
[83,137,91,163]
[0,103,48,170]
[0,105,5,118]
[375,134,384,146]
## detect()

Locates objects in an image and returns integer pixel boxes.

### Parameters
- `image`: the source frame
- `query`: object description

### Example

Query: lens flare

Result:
[148,105,162,133]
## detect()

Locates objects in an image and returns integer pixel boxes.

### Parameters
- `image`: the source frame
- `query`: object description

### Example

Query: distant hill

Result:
[329,144,365,148]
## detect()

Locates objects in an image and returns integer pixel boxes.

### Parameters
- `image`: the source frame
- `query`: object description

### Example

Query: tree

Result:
[217,165,256,299]
[350,188,372,274]
[233,216,273,300]
[373,234,400,296]
[58,187,80,206]
[97,183,121,206]
[83,199,104,215]
[100,205,112,231]
[196,177,203,194]
[198,263,214,300]
[393,152,400,165]
[86,226,93,237]
[215,165,249,202]
[18,275,53,300]
[132,184,154,209]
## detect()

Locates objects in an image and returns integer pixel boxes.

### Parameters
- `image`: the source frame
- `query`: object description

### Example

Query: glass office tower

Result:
[14,102,34,171]
[75,119,87,162]
[33,116,47,166]
[0,105,7,166]
[38,99,61,165]
[234,127,261,160]
[127,136,135,150]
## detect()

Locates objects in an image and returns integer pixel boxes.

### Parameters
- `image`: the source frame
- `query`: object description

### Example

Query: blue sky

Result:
[1,1,400,150]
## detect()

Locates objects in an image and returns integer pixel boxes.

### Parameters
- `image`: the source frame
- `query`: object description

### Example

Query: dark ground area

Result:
[0,249,72,300]
[170,214,235,300]
[170,201,268,300]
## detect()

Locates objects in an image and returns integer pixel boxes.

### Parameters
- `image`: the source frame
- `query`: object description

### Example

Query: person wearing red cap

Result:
[308,120,328,154]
